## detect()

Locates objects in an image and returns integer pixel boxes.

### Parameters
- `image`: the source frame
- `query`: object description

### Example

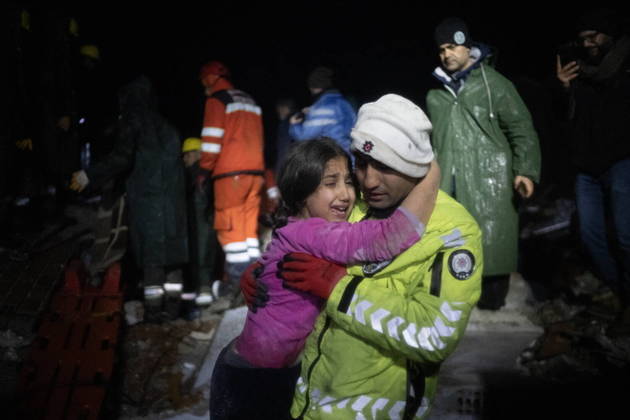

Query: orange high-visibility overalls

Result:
[200,79,265,270]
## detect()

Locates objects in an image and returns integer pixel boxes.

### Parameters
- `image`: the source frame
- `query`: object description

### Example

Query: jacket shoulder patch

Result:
[448,250,475,280]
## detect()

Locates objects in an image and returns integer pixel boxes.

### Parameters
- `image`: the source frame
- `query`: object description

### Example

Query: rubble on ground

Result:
[0,330,31,362]
[118,313,221,418]
[517,272,630,384]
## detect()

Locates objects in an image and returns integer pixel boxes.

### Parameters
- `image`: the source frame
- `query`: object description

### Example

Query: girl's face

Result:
[301,156,356,222]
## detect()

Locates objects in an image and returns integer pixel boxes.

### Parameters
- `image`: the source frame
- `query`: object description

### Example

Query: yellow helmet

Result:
[182,137,201,153]
[80,45,100,61]
[20,10,31,31]
[69,18,79,37]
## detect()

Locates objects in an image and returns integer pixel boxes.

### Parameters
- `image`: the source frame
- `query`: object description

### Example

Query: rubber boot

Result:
[164,269,183,321]
[143,286,165,324]
[477,274,510,311]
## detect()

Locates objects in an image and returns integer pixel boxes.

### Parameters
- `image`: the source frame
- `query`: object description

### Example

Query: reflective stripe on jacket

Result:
[289,90,356,152]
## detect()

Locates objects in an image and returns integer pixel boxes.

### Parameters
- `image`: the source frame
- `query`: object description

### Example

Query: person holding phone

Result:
[556,8,630,321]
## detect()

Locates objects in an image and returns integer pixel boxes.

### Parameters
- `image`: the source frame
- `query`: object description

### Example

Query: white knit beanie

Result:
[351,94,434,178]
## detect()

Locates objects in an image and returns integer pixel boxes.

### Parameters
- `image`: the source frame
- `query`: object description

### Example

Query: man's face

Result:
[182,150,200,168]
[579,30,613,60]
[276,104,291,120]
[438,43,472,73]
[309,87,323,96]
[353,152,418,209]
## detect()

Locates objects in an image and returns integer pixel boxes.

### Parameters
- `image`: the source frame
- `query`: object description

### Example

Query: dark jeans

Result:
[575,158,630,301]
[210,342,300,420]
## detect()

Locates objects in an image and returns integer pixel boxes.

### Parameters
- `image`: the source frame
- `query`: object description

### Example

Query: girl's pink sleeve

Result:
[276,208,424,264]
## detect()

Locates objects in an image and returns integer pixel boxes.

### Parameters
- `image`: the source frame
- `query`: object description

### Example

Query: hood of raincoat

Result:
[118,75,159,115]
[432,43,493,94]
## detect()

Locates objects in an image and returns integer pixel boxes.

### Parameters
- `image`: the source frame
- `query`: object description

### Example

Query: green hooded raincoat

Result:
[426,61,540,275]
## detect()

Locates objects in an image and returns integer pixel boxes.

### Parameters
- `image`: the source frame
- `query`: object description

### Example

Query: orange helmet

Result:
[199,60,230,80]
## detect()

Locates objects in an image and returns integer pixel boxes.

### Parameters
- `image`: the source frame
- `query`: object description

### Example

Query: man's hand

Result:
[289,113,304,124]
[289,107,309,124]
[240,261,268,312]
[514,175,534,198]
[279,252,346,300]
[70,170,89,192]
[15,138,33,151]
[556,55,580,89]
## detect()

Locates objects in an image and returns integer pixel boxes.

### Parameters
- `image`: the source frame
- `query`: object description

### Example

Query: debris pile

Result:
[517,274,630,384]
[118,314,221,418]
[0,330,30,362]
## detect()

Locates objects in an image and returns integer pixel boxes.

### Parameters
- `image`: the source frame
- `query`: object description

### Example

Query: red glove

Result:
[240,261,268,312]
[278,252,346,299]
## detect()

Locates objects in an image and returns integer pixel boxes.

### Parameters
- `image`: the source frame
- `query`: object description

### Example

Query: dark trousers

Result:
[186,181,218,295]
[210,343,300,420]
[576,158,630,303]
[477,274,510,310]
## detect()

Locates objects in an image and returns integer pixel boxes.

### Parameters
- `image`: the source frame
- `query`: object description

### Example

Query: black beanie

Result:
[434,17,472,48]
[307,66,334,90]
[576,9,620,38]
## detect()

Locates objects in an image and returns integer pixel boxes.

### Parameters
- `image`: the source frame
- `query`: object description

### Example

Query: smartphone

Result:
[557,41,582,66]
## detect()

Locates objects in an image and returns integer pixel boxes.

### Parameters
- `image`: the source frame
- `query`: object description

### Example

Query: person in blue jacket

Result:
[289,66,356,154]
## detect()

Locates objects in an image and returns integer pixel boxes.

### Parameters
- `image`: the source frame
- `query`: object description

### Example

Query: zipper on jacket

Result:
[299,315,332,418]
[479,63,495,119]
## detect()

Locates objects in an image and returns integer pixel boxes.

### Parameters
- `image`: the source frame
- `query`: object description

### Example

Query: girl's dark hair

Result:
[273,137,355,229]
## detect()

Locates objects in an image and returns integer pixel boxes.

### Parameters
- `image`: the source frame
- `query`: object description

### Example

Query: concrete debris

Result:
[530,298,585,326]
[0,330,26,348]
[118,315,220,418]
[206,297,232,314]
[520,198,575,239]
[456,388,483,416]
[570,271,602,298]
[189,330,215,341]
[517,298,630,383]
[0,330,30,362]
[124,300,145,326]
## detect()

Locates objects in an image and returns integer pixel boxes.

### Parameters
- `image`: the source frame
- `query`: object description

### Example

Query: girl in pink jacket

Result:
[210,137,439,420]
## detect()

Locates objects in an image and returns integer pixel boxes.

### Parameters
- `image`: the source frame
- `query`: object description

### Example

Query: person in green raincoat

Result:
[70,75,189,322]
[426,17,541,310]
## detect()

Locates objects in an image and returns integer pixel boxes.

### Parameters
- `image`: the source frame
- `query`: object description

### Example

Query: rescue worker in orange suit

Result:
[198,61,265,302]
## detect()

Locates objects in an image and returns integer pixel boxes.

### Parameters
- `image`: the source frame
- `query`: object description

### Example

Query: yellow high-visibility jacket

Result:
[291,191,483,420]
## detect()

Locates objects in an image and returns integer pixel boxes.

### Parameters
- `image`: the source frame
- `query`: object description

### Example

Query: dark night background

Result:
[65,2,612,143]
[6,1,625,193]
[3,4,630,417]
